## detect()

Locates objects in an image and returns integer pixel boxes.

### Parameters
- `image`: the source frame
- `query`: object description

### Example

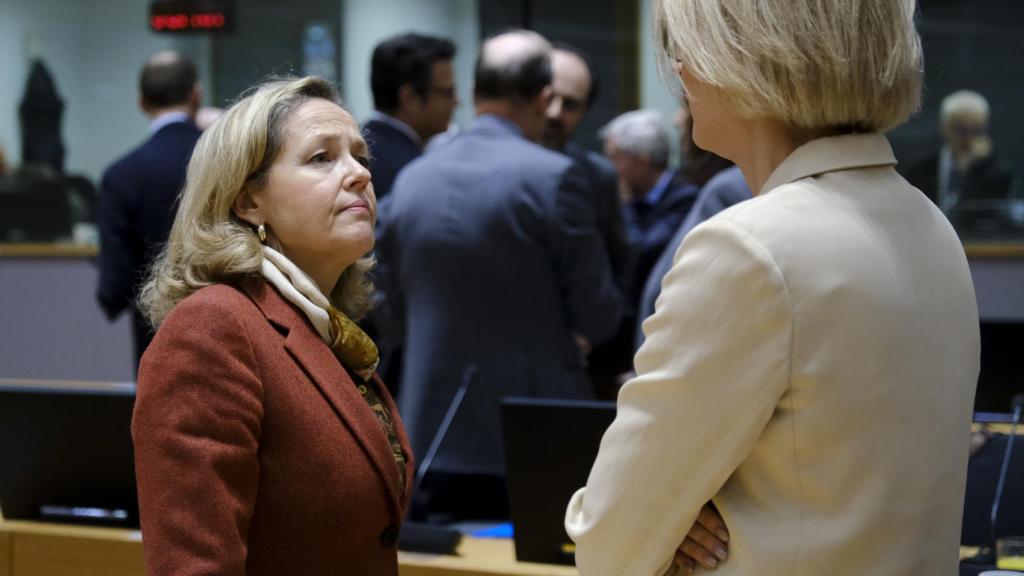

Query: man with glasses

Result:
[365,33,458,199]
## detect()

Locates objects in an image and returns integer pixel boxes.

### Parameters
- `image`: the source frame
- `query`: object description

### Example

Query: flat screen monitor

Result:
[501,397,615,565]
[0,379,138,527]
[974,321,1024,421]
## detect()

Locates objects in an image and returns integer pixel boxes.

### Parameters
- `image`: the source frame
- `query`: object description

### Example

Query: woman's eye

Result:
[354,155,371,168]
[310,151,331,164]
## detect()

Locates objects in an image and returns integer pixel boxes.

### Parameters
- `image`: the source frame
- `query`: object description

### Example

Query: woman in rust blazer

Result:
[132,76,414,575]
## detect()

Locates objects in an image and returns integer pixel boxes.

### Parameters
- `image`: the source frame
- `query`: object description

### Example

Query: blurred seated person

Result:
[132,76,413,575]
[365,33,458,199]
[904,90,1019,212]
[635,99,751,350]
[601,109,698,310]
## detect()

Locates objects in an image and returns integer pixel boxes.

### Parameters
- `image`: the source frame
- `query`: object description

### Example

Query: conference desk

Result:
[0,519,577,576]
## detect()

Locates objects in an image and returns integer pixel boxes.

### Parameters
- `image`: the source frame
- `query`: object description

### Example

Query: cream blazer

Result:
[565,134,980,576]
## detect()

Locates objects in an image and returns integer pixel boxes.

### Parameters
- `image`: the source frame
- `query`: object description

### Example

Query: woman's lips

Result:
[340,200,370,214]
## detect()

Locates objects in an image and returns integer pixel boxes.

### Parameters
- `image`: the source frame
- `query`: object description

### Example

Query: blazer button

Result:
[380,525,400,547]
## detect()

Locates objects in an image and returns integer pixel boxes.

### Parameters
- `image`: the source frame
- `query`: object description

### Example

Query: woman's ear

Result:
[232,185,263,227]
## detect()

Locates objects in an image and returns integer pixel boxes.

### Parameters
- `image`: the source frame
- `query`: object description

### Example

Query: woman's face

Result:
[241,98,376,287]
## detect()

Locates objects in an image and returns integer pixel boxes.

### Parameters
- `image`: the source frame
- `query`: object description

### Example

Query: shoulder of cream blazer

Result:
[566,134,980,576]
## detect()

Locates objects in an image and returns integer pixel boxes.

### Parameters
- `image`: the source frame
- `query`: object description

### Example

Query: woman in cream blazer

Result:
[565,1,980,575]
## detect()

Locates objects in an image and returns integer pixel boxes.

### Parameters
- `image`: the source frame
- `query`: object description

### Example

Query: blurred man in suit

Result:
[543,44,629,293]
[542,44,631,399]
[376,30,623,520]
[97,51,202,369]
[904,90,1019,212]
[364,33,458,199]
[602,109,698,311]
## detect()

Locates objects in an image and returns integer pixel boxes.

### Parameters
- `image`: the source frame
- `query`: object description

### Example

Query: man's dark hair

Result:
[139,52,198,109]
[551,42,599,109]
[473,31,552,104]
[371,33,456,113]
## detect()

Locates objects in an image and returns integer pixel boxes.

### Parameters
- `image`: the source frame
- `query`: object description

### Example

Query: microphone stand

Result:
[397,365,477,554]
[968,393,1024,567]
[990,394,1024,547]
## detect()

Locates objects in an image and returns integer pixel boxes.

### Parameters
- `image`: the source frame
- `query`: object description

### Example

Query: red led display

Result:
[150,13,227,31]
[150,1,233,33]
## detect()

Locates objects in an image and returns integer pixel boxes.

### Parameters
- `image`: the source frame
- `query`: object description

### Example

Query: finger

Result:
[679,537,719,569]
[687,523,728,562]
[673,550,696,574]
[697,506,730,542]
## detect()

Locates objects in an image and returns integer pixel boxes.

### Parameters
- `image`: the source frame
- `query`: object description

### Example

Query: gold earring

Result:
[257,223,267,243]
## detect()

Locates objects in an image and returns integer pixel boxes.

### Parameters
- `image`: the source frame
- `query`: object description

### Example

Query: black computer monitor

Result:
[0,379,138,527]
[0,176,73,242]
[974,321,1024,421]
[501,397,616,565]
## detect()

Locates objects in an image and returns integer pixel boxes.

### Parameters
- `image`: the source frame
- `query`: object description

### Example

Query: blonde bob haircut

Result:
[654,0,924,133]
[138,76,374,327]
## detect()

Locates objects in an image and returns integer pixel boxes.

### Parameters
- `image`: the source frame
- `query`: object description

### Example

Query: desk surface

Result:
[0,242,1020,260]
[0,243,97,258]
[0,519,577,576]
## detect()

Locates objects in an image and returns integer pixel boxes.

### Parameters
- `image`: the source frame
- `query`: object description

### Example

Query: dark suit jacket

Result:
[564,142,630,290]
[375,114,623,474]
[364,117,421,200]
[97,120,202,365]
[903,148,1018,206]
[622,170,700,308]
[133,280,414,576]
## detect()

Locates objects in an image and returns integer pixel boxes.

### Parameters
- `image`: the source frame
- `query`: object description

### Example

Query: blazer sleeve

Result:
[565,217,793,576]
[549,162,625,345]
[132,293,264,576]
[96,171,138,319]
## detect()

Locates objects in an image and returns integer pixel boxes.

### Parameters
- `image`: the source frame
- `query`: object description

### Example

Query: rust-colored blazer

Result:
[132,280,415,576]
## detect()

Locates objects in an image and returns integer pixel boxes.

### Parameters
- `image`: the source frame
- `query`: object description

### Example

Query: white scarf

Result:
[260,246,333,345]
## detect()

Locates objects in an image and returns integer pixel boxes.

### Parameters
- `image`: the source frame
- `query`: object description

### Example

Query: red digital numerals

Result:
[151,12,226,31]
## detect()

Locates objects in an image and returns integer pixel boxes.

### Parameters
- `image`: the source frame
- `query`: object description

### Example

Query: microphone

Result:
[412,364,477,499]
[397,364,477,554]
[989,393,1024,546]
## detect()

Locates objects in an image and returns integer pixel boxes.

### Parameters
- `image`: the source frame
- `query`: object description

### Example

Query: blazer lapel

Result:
[370,373,416,510]
[244,281,405,519]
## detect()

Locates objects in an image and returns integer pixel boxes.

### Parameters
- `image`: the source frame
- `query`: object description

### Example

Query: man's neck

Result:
[146,105,193,121]
[475,101,538,143]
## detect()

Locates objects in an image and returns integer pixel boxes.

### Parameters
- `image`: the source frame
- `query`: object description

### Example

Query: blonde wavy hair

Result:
[138,76,374,327]
[654,0,924,133]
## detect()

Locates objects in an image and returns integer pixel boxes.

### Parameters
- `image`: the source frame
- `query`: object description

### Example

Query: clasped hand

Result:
[674,503,729,574]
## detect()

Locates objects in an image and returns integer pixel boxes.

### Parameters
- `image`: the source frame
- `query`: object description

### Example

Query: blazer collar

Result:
[761,133,897,195]
[471,113,526,140]
[367,112,423,148]
[243,279,413,516]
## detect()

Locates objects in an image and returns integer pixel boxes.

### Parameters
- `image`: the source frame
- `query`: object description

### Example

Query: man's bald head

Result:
[474,30,552,104]
[140,50,198,111]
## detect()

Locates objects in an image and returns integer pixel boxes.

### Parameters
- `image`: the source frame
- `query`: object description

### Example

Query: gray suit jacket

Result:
[375,114,623,474]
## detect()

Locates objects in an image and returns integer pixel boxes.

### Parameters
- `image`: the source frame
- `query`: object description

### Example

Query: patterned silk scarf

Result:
[260,247,379,380]
[260,247,407,493]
